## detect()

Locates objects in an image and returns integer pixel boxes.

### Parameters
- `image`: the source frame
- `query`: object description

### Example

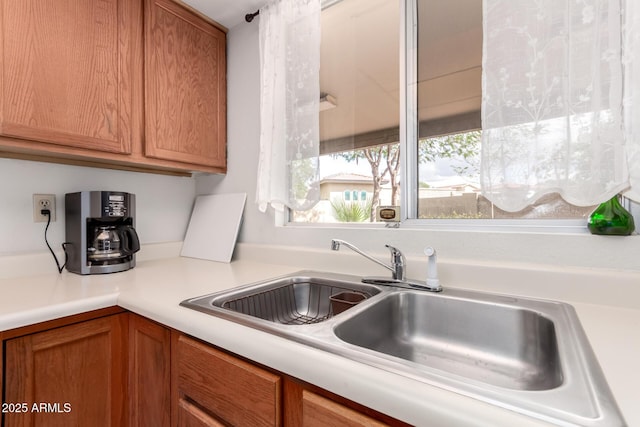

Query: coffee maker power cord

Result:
[42,209,68,274]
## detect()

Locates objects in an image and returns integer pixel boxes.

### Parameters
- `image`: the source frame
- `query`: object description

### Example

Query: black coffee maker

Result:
[65,191,140,275]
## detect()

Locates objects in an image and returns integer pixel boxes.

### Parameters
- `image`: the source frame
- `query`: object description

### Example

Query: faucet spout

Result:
[330,239,397,277]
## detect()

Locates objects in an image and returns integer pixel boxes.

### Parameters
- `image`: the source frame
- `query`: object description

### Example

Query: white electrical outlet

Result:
[33,194,56,222]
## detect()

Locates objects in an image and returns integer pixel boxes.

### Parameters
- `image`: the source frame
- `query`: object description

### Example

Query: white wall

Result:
[0,158,195,256]
[196,21,640,273]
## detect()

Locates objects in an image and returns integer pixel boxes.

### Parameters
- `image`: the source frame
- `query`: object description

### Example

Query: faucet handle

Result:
[384,244,403,260]
[384,244,405,280]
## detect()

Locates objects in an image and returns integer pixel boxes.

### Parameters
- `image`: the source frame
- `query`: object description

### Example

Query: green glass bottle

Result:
[588,195,635,236]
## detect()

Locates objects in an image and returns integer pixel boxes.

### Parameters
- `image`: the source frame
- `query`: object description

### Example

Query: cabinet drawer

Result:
[173,334,281,427]
[177,398,225,427]
[302,390,389,427]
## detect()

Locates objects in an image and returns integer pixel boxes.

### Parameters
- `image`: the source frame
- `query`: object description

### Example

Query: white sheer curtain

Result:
[256,0,321,213]
[623,0,640,201]
[481,0,631,212]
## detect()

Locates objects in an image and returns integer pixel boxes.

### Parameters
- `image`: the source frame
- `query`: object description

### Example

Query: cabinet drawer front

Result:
[174,334,281,427]
[302,390,389,427]
[177,398,225,427]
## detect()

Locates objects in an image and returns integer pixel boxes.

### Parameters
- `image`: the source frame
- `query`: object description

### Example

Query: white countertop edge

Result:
[0,293,119,332]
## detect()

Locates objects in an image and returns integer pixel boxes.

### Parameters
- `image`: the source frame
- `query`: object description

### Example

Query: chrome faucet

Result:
[330,239,442,292]
[330,239,405,280]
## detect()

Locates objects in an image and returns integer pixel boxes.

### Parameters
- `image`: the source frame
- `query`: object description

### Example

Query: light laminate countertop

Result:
[1,242,638,427]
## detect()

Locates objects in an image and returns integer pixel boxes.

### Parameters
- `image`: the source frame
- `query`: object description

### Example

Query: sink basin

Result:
[334,291,562,391]
[180,273,381,326]
[333,288,624,426]
[180,271,625,427]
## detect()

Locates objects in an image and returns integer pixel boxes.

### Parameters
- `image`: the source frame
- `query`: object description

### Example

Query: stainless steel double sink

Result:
[180,271,625,426]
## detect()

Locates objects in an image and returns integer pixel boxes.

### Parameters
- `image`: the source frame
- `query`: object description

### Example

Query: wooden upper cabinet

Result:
[0,0,136,154]
[0,0,227,175]
[144,0,226,169]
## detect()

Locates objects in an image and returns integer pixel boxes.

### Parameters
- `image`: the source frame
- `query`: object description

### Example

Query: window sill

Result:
[282,218,611,236]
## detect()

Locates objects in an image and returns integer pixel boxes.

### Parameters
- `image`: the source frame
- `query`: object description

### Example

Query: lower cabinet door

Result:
[3,314,127,427]
[129,314,171,427]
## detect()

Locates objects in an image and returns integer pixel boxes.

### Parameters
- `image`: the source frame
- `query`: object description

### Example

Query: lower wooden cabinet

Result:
[172,332,408,427]
[129,314,171,427]
[2,311,128,427]
[1,310,406,427]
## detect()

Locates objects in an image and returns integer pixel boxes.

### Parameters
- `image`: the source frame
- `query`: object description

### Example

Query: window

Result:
[290,0,601,224]
[290,0,400,223]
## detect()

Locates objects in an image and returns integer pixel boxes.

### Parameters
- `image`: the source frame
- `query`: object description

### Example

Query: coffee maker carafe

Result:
[65,191,140,275]
[88,225,140,262]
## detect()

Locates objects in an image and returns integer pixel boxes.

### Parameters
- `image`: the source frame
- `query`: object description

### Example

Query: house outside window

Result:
[292,173,382,222]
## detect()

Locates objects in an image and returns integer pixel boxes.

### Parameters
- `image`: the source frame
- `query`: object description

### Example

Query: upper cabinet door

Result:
[144,0,227,169]
[0,0,136,154]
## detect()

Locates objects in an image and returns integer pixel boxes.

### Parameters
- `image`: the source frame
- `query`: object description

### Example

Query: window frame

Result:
[284,0,614,235]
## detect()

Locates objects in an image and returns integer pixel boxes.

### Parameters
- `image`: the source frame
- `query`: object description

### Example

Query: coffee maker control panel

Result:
[103,193,127,217]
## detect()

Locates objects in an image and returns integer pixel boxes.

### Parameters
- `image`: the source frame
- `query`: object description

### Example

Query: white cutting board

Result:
[181,193,247,263]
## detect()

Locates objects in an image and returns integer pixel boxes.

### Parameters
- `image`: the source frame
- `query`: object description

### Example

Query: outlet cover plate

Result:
[33,194,56,222]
